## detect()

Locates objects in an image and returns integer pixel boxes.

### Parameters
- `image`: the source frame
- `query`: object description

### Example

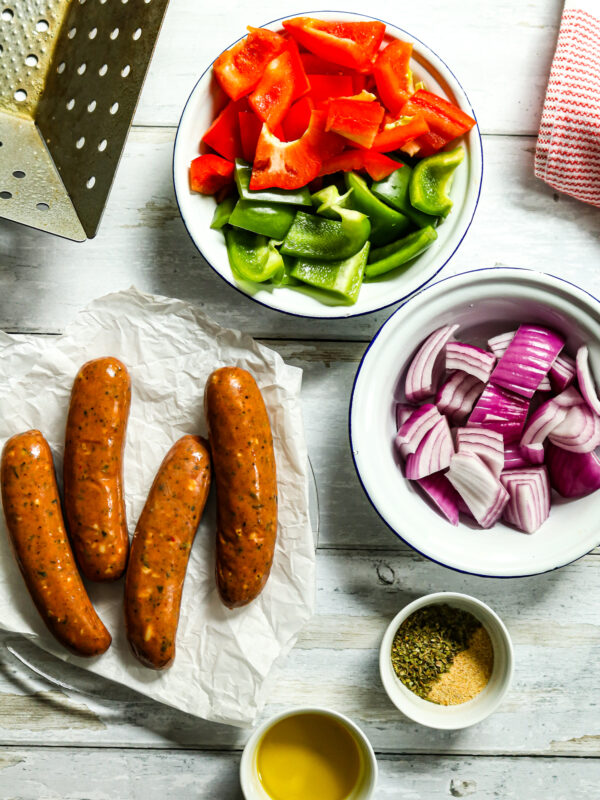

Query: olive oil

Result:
[256,712,362,800]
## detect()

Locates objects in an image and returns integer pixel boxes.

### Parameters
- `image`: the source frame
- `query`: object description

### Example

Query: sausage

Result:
[124,435,211,669]
[204,367,277,609]
[63,357,131,582]
[1,430,111,657]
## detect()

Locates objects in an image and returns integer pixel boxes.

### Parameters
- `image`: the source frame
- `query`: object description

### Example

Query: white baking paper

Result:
[0,287,315,727]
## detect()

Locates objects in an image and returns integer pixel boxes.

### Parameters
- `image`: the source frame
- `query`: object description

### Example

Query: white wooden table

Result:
[1,1,600,797]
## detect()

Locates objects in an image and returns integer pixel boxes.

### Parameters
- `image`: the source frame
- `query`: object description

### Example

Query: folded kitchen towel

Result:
[535,0,600,207]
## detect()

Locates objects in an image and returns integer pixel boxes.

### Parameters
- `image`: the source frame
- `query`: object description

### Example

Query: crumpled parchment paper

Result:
[0,287,315,727]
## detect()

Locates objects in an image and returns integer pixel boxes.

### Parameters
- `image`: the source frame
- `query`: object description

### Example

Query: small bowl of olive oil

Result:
[240,707,377,800]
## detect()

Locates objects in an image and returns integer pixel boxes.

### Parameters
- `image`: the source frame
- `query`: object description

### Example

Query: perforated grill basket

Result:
[0,0,169,241]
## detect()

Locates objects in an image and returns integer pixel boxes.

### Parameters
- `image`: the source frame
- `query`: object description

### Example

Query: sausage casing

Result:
[204,367,277,609]
[1,430,111,656]
[63,357,131,581]
[124,435,211,669]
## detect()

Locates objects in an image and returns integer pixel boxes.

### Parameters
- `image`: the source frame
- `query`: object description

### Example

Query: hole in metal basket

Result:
[68,26,76,39]
[0,191,12,199]
[12,170,25,178]
[110,27,119,40]
[132,27,142,40]
[57,61,65,74]
[121,64,131,77]
[110,102,119,115]
[76,136,85,149]
[86,177,96,189]
[99,64,108,76]
[66,98,75,110]
[88,27,97,39]
[25,54,38,67]
[98,139,107,152]
[77,62,86,75]
[14,89,26,102]
[2,8,13,21]
[36,19,49,33]
[87,99,96,112]
[36,202,49,211]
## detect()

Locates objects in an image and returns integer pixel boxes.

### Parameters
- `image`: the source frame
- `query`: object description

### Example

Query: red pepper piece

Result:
[202,100,244,161]
[238,111,262,162]
[413,131,453,156]
[402,90,476,141]
[352,73,367,94]
[326,96,384,148]
[285,38,311,101]
[281,96,315,141]
[371,113,429,153]
[213,27,286,101]
[300,52,353,75]
[283,17,385,72]
[373,40,414,115]
[249,49,296,129]
[189,155,234,195]
[319,149,398,180]
[308,74,354,106]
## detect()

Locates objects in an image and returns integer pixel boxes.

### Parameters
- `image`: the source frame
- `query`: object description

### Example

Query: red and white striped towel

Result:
[535,0,600,207]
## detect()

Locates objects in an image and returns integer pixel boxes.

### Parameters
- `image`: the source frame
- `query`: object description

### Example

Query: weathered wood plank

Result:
[0,551,599,756]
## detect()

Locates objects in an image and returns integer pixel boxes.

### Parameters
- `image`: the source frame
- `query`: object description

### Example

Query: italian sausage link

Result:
[205,367,277,609]
[1,430,111,656]
[63,357,131,581]
[124,435,211,669]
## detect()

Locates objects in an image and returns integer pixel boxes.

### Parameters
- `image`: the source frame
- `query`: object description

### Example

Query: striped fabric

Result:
[535,1,600,207]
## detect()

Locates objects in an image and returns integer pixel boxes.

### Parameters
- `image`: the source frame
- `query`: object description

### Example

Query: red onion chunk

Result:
[396,403,416,430]
[436,371,484,423]
[405,324,459,403]
[468,384,530,443]
[396,403,440,458]
[445,342,496,384]
[549,352,576,392]
[405,416,454,479]
[416,472,461,525]
[538,375,552,392]
[546,443,600,498]
[576,345,600,416]
[487,330,516,358]
[446,451,509,528]
[504,444,529,469]
[500,467,551,533]
[548,402,600,452]
[490,325,565,399]
[456,427,504,479]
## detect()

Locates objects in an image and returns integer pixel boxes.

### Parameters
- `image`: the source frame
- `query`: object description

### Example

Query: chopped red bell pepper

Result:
[308,74,354,106]
[189,154,234,194]
[319,148,399,181]
[249,49,296,129]
[238,110,262,162]
[326,96,384,148]
[401,90,476,142]
[413,131,452,156]
[283,17,385,72]
[373,40,414,115]
[281,96,314,141]
[201,100,244,161]
[371,113,430,153]
[213,27,286,101]
[285,38,311,101]
[352,73,367,94]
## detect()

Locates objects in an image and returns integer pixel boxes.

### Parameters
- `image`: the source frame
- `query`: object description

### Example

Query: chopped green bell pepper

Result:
[281,207,371,261]
[290,241,370,305]
[225,228,284,283]
[234,159,312,206]
[228,198,295,240]
[371,167,438,229]
[310,185,353,219]
[366,225,437,278]
[210,195,236,230]
[344,172,410,246]
[409,146,464,218]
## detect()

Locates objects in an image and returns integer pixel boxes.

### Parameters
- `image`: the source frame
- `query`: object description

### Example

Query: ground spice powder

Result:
[427,625,494,705]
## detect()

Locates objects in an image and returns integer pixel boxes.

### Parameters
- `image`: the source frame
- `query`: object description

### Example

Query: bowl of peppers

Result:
[174,12,483,318]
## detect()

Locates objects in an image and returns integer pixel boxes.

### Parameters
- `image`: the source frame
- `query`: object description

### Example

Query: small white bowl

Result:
[379,592,513,729]
[239,706,378,800]
[173,10,483,320]
[350,267,600,577]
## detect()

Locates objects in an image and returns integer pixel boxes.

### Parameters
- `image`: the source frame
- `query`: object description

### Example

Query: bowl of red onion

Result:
[350,267,600,577]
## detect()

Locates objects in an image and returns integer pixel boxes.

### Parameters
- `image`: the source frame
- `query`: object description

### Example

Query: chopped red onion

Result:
[487,330,516,358]
[396,403,440,458]
[549,352,576,392]
[576,345,600,416]
[468,384,530,443]
[446,451,509,528]
[538,375,552,392]
[546,444,600,498]
[445,341,496,384]
[519,385,583,462]
[405,324,459,403]
[396,403,416,430]
[500,467,551,533]
[436,371,484,423]
[416,472,461,525]
[456,427,504,478]
[405,416,454,479]
[547,402,600,453]
[490,325,565,399]
[504,444,529,469]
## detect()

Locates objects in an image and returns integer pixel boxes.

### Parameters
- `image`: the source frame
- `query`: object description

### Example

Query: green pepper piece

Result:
[409,147,464,218]
[281,207,370,261]
[310,185,353,219]
[344,172,411,246]
[225,228,284,283]
[365,226,438,278]
[290,241,370,305]
[210,196,236,230]
[234,159,312,206]
[371,167,438,229]
[229,198,295,240]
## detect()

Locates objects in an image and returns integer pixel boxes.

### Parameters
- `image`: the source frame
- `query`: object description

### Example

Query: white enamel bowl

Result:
[173,11,483,319]
[350,268,600,577]
[379,593,513,729]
